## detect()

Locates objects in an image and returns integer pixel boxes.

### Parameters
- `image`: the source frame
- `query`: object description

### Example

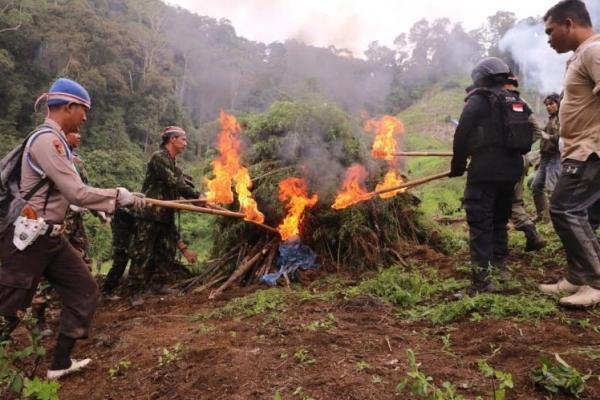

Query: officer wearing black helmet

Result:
[450,57,534,294]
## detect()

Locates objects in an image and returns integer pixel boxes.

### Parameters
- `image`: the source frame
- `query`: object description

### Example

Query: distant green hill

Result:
[400,76,470,150]
[396,76,470,220]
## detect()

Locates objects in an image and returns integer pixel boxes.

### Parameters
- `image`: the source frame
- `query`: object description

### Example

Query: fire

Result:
[375,170,406,199]
[277,177,318,241]
[365,115,404,162]
[332,164,373,210]
[204,110,265,223]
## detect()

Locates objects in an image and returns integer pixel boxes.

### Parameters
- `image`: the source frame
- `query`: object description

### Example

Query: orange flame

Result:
[204,111,264,223]
[332,164,373,210]
[365,115,404,162]
[277,177,318,241]
[375,170,406,199]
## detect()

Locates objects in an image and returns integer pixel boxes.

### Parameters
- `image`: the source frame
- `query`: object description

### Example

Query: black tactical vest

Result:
[466,86,534,155]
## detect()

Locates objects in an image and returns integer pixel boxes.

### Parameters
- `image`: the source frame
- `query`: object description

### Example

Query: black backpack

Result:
[0,125,56,232]
[467,87,534,155]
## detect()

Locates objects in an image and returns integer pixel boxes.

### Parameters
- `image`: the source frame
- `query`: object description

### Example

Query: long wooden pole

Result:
[143,198,279,235]
[371,170,451,197]
[394,151,453,157]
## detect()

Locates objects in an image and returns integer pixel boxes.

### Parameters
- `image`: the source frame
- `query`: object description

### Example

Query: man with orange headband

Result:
[127,126,203,306]
[0,78,145,379]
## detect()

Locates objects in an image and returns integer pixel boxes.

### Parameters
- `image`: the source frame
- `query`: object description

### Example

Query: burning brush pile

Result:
[184,101,441,297]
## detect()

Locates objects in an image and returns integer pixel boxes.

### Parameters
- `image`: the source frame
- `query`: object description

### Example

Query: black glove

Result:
[449,158,466,178]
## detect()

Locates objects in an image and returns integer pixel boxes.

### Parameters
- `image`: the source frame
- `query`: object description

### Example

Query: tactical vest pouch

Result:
[501,95,534,154]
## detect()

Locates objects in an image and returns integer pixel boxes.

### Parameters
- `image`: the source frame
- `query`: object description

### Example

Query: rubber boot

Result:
[523,224,546,252]
[533,193,549,224]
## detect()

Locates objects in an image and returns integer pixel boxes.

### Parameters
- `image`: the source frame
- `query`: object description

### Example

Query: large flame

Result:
[332,164,372,210]
[277,177,318,241]
[375,170,406,199]
[204,110,264,223]
[365,115,404,162]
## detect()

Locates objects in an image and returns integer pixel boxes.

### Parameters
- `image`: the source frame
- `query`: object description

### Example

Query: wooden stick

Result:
[371,170,451,197]
[394,151,453,157]
[209,240,278,299]
[143,197,279,235]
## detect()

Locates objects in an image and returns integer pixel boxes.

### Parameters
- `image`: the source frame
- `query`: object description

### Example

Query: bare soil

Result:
[22,245,600,399]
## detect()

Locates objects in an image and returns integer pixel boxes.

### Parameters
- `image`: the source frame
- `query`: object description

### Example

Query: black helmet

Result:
[471,57,511,87]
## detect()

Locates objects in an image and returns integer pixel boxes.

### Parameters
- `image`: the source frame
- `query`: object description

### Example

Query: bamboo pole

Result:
[371,170,451,197]
[143,197,279,235]
[394,151,453,157]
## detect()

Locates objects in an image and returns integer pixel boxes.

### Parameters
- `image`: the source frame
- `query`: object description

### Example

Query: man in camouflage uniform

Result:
[63,132,109,265]
[127,126,201,306]
[101,207,136,298]
[531,93,562,223]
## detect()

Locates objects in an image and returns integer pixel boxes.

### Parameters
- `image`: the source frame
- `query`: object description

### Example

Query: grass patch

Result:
[409,293,558,324]
[344,266,467,307]
[191,288,288,321]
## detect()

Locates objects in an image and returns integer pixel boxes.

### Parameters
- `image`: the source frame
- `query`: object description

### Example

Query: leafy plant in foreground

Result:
[0,314,58,399]
[396,349,464,400]
[477,359,513,400]
[531,354,590,398]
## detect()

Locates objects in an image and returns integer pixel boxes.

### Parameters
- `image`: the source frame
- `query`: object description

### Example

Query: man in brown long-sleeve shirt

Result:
[0,78,145,379]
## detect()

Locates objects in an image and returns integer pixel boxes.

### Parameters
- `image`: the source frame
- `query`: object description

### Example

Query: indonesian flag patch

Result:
[52,138,66,156]
[512,102,524,112]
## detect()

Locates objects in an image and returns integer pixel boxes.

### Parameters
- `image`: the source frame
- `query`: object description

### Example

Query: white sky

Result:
[167,0,559,56]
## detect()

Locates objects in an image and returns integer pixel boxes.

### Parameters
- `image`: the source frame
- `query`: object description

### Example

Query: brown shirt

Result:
[20,118,117,223]
[560,34,600,161]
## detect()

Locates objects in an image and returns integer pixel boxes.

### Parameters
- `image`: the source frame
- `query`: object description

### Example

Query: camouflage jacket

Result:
[139,149,199,223]
[541,114,560,159]
[72,152,89,184]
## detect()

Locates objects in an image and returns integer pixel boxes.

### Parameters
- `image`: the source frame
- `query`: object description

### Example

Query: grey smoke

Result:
[499,0,599,94]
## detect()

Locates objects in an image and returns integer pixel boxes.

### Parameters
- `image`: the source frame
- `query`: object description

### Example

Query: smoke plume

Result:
[499,0,600,94]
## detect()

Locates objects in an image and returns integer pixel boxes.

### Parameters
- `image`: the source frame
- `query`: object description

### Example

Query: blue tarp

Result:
[261,239,320,286]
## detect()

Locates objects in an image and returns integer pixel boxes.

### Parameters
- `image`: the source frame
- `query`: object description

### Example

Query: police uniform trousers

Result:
[464,182,515,268]
[0,225,99,339]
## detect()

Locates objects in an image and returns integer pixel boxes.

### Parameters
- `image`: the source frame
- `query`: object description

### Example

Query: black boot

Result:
[492,257,510,283]
[468,264,495,296]
[523,225,546,252]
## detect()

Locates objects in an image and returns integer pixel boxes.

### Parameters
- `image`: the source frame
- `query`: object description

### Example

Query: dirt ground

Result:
[18,244,600,400]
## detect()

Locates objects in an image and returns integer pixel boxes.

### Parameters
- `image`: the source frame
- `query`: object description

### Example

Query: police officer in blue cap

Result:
[0,78,145,379]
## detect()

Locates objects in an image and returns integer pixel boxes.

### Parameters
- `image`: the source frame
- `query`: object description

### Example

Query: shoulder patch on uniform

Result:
[52,138,66,156]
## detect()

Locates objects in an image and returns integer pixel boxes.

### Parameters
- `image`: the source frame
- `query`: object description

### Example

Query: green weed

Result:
[303,314,336,331]
[477,360,514,400]
[158,343,184,367]
[531,354,590,398]
[396,349,464,400]
[345,266,466,307]
[108,359,131,379]
[410,293,557,324]
[191,288,288,321]
[22,377,60,400]
[293,349,316,365]
[355,360,370,372]
[0,313,54,398]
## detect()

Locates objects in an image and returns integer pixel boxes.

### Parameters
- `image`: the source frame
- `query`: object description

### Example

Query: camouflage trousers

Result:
[511,156,535,231]
[127,219,177,292]
[63,210,91,266]
[103,209,135,292]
